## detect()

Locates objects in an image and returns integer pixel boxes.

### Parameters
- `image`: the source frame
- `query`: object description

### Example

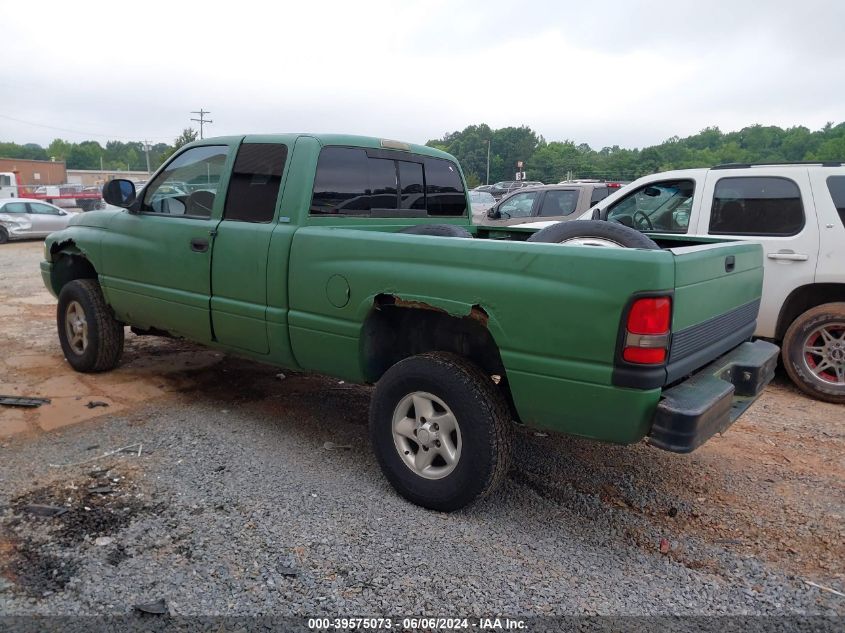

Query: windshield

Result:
[606,179,695,233]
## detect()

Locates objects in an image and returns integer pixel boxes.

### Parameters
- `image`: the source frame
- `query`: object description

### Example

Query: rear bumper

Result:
[647,339,779,453]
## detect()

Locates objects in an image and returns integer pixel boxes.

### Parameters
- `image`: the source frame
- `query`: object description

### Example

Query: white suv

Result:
[588,162,845,403]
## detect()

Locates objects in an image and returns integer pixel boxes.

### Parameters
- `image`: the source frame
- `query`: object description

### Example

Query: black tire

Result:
[0,226,8,244]
[782,302,845,404]
[57,279,124,373]
[369,352,512,511]
[399,224,473,238]
[527,219,660,249]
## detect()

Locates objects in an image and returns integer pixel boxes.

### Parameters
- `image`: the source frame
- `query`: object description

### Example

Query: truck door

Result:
[210,140,289,355]
[697,168,819,338]
[100,144,232,342]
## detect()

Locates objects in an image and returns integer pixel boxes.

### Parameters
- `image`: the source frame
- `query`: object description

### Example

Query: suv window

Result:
[142,145,228,218]
[607,179,694,233]
[538,190,579,217]
[310,147,466,217]
[590,186,610,206]
[826,176,845,227]
[498,191,539,218]
[709,176,804,236]
[223,143,287,223]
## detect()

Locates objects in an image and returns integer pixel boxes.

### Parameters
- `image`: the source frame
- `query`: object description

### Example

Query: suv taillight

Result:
[623,297,671,364]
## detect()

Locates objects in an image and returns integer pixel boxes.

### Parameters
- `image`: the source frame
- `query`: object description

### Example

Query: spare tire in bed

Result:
[526,220,659,249]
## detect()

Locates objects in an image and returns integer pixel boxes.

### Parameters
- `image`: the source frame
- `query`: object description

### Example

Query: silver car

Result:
[0,198,77,244]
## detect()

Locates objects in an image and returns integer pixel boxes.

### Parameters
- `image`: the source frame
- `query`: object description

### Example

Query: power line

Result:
[0,112,173,143]
[190,109,212,139]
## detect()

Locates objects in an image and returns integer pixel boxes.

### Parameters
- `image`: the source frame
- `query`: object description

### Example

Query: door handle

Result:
[190,238,209,252]
[766,251,808,261]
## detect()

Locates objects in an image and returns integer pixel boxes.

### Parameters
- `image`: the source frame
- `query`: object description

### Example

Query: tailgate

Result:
[666,241,763,383]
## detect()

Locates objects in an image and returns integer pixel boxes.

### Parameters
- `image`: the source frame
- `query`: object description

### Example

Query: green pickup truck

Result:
[40,134,778,511]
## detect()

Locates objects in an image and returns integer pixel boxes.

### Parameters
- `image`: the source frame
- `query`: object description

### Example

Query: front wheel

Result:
[369,352,512,511]
[782,302,845,404]
[57,279,124,372]
[0,227,9,244]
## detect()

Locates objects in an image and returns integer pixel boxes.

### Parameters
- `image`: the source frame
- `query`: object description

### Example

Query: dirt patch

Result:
[0,462,157,596]
[0,536,79,596]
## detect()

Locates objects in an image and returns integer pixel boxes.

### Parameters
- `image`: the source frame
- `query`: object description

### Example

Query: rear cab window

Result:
[310,146,466,217]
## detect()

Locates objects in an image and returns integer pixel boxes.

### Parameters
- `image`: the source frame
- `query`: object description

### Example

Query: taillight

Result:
[623,297,671,364]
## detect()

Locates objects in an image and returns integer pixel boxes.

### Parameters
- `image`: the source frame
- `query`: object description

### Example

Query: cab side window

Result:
[142,145,229,218]
[709,177,804,236]
[223,143,287,223]
[606,179,694,233]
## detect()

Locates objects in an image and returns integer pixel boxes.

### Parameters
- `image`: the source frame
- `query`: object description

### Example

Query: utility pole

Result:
[190,109,213,139]
[144,139,151,174]
[486,139,491,185]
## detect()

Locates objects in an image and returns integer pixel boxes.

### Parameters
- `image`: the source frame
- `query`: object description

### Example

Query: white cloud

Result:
[1,0,842,148]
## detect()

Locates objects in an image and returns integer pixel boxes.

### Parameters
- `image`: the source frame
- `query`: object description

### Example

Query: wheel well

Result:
[360,296,519,420]
[776,284,845,339]
[49,251,98,296]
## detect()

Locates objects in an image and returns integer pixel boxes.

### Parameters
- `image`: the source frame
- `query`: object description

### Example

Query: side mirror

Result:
[102,179,136,208]
[487,208,501,220]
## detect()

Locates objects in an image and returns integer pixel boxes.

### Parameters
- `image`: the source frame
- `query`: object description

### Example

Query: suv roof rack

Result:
[712,161,844,169]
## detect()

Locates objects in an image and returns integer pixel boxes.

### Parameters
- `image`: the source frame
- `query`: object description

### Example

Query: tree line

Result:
[426,122,845,187]
[2,123,843,186]
[0,129,199,173]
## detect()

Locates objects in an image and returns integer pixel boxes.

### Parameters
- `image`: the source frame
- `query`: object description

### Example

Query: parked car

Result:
[480,183,614,227]
[0,199,76,244]
[588,162,845,403]
[472,185,495,193]
[41,134,776,511]
[469,190,496,222]
[488,180,544,200]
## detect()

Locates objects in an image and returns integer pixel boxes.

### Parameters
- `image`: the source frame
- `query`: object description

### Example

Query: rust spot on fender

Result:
[469,305,489,327]
[376,294,489,327]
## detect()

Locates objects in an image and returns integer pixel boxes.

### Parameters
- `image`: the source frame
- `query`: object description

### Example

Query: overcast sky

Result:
[2,0,843,150]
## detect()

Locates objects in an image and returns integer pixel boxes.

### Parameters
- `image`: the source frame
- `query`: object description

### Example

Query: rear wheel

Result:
[369,352,511,511]
[527,220,660,249]
[782,302,845,404]
[57,279,124,372]
[0,227,8,244]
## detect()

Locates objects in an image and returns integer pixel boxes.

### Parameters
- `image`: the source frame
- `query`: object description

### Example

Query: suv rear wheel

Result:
[369,352,511,511]
[782,302,845,404]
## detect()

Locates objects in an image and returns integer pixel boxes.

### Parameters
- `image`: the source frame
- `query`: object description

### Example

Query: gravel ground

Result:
[0,241,843,619]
